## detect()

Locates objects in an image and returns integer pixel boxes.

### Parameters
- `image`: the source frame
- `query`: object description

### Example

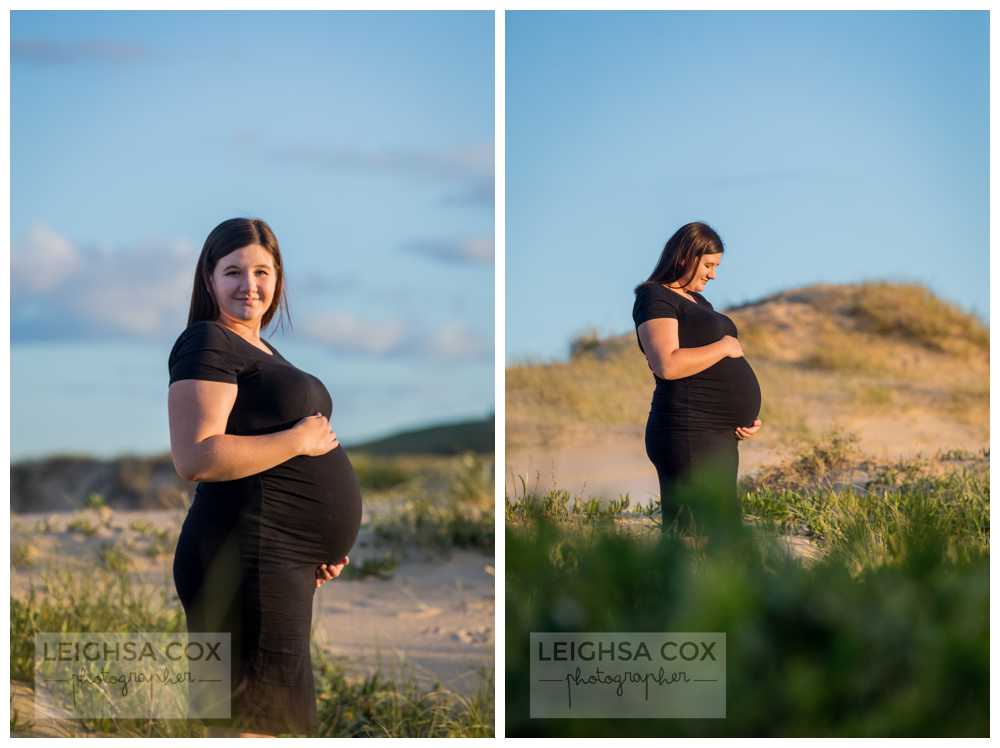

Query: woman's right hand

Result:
[293,412,340,457]
[720,335,744,358]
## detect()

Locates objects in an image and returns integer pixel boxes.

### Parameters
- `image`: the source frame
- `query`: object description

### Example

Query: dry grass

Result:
[507,282,988,450]
[10,541,40,569]
[507,352,649,436]
[847,281,988,354]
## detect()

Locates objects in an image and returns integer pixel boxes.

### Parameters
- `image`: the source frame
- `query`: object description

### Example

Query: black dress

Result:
[168,320,363,735]
[632,283,762,529]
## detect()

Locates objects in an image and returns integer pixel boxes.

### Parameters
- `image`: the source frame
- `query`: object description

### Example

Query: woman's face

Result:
[684,253,721,292]
[207,244,278,326]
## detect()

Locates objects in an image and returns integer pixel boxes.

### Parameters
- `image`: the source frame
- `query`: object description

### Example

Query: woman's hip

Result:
[645,414,735,450]
[645,417,737,475]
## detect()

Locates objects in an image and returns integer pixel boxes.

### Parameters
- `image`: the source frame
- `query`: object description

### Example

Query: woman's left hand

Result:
[735,419,762,440]
[315,556,349,589]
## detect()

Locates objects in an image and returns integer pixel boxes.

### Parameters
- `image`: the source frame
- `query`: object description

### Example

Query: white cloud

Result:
[403,237,494,266]
[11,224,198,339]
[424,322,490,361]
[300,312,408,355]
[11,224,81,292]
[11,224,491,363]
[297,314,489,362]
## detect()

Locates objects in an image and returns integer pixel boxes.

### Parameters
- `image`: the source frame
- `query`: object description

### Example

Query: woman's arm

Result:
[168,379,311,482]
[637,318,738,380]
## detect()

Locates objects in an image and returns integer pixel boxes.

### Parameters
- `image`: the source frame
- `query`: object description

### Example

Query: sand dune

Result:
[507,282,989,502]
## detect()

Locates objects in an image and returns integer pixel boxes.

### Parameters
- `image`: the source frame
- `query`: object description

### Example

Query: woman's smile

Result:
[208,243,278,325]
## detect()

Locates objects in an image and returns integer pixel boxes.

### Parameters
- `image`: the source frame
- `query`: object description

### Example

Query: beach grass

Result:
[9,563,493,737]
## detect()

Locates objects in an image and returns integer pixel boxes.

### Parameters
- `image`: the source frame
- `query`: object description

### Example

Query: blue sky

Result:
[506,10,988,359]
[10,10,493,461]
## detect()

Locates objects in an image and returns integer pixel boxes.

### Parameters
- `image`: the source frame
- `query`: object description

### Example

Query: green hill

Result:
[351,415,494,456]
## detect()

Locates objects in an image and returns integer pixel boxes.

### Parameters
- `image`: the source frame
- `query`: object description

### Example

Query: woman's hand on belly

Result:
[314,555,349,589]
[293,412,340,457]
[735,419,762,441]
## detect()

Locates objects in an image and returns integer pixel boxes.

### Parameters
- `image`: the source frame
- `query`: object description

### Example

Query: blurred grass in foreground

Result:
[10,568,492,737]
[505,434,988,737]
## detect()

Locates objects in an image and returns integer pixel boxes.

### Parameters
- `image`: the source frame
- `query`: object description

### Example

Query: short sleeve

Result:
[632,284,679,327]
[168,322,244,385]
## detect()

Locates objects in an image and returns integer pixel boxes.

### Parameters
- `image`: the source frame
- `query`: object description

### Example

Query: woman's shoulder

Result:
[634,281,671,303]
[169,320,238,359]
[168,320,247,384]
[172,319,229,343]
[635,281,682,302]
[633,281,681,324]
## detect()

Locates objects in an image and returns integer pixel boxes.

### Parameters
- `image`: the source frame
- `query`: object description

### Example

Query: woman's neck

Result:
[663,283,697,301]
[215,317,262,343]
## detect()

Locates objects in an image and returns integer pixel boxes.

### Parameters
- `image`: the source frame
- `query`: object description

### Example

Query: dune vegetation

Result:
[507,282,988,450]
[505,435,989,737]
[11,566,493,738]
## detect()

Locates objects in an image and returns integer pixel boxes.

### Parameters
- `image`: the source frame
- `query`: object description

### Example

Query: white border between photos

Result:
[493,7,506,742]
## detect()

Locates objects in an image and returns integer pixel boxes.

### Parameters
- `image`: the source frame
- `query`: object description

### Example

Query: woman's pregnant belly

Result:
[254,446,364,566]
[687,356,762,429]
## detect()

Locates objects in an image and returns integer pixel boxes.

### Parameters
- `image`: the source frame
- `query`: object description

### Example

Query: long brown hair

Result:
[186,217,292,332]
[635,221,724,294]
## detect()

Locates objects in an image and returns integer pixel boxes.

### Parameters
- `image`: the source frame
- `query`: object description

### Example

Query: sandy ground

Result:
[506,409,989,502]
[10,508,494,703]
[312,538,494,694]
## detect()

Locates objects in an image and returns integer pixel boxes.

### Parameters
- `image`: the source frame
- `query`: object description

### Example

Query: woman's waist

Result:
[645,408,738,434]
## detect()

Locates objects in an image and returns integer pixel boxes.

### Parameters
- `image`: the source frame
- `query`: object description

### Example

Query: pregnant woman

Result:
[632,221,762,535]
[168,217,363,736]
